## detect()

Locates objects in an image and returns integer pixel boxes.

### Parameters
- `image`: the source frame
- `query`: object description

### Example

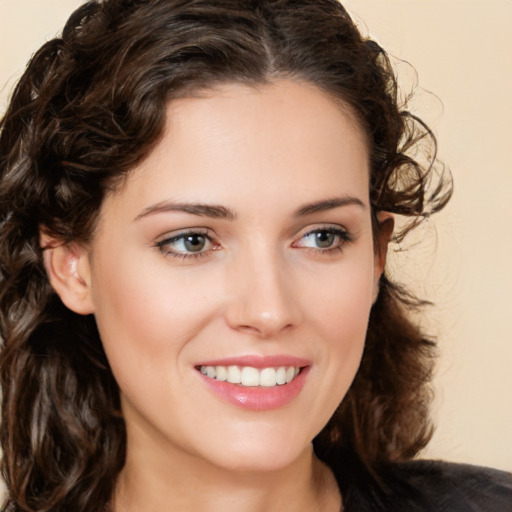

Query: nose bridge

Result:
[224,239,301,337]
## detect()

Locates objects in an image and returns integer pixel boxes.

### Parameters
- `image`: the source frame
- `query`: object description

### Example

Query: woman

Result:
[0,0,510,510]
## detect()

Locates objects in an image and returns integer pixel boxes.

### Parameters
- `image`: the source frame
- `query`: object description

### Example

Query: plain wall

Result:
[341,0,512,472]
[1,0,511,473]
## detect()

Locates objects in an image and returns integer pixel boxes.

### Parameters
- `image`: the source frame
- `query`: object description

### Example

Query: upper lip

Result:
[195,354,311,368]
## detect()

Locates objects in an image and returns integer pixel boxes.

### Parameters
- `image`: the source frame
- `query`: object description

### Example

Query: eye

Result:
[292,226,352,252]
[302,231,337,249]
[176,233,209,252]
[155,230,217,258]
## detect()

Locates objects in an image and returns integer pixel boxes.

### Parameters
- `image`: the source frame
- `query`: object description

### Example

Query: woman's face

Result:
[75,80,387,472]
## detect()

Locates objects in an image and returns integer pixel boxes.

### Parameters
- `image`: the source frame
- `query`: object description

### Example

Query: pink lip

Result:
[195,355,311,411]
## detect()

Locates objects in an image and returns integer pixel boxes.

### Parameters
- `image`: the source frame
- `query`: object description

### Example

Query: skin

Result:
[45,79,391,512]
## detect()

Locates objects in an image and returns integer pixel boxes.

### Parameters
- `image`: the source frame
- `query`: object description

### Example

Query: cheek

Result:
[89,250,219,381]
[307,254,375,334]
[304,253,375,389]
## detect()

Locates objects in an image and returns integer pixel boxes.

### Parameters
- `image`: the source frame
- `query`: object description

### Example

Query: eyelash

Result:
[154,226,353,260]
[291,226,353,255]
[154,229,216,261]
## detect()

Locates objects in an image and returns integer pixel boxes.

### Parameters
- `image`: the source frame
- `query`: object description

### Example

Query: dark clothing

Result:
[332,457,512,511]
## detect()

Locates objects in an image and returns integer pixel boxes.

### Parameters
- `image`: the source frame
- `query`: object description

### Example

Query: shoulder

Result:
[388,459,512,511]
[334,457,512,512]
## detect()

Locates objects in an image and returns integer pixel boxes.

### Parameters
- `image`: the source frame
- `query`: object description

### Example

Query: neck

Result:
[113,440,341,512]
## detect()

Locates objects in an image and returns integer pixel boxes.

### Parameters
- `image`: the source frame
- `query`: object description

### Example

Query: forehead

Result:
[107,80,370,216]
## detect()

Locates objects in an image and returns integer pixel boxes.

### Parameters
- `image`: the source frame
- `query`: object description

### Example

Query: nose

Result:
[224,249,302,339]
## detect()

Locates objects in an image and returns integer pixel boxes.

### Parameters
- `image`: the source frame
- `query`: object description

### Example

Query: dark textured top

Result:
[331,457,512,511]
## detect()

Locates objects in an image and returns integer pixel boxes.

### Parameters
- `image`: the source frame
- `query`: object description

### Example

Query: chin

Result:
[195,423,316,474]
[210,447,309,475]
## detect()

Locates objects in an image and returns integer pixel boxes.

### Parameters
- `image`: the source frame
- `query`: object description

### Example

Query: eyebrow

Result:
[134,201,237,221]
[134,195,365,222]
[294,196,366,216]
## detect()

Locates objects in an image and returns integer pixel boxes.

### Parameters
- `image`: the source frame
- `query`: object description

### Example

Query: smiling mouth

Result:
[198,365,302,388]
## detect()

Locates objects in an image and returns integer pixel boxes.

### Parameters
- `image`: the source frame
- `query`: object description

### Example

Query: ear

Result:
[372,212,394,303]
[40,232,94,315]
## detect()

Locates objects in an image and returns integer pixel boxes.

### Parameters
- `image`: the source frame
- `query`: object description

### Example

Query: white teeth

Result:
[241,367,259,386]
[215,366,227,381]
[276,366,286,385]
[227,365,241,384]
[199,365,302,387]
[259,367,276,387]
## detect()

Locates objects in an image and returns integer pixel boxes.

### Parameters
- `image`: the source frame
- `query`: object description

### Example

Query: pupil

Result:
[184,235,205,252]
[316,231,334,248]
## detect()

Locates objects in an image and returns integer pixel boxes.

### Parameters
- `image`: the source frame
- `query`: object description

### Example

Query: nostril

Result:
[233,322,294,339]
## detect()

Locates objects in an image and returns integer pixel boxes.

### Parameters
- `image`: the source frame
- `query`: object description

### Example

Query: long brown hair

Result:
[0,1,452,510]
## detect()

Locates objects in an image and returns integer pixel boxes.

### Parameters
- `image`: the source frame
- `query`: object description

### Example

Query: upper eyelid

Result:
[154,230,217,259]
[293,223,350,238]
[155,227,214,243]
[154,224,350,242]
[153,221,354,246]
[292,225,354,248]
[303,225,347,233]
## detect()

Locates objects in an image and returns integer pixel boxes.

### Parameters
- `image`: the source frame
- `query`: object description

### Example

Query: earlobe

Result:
[41,233,94,315]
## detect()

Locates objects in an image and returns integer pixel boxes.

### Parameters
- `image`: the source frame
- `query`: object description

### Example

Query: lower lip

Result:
[199,367,310,411]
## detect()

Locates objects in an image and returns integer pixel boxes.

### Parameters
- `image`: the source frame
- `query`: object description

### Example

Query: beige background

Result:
[1,0,511,472]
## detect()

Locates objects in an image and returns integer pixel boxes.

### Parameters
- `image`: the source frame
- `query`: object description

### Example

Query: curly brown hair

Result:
[0,0,452,510]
